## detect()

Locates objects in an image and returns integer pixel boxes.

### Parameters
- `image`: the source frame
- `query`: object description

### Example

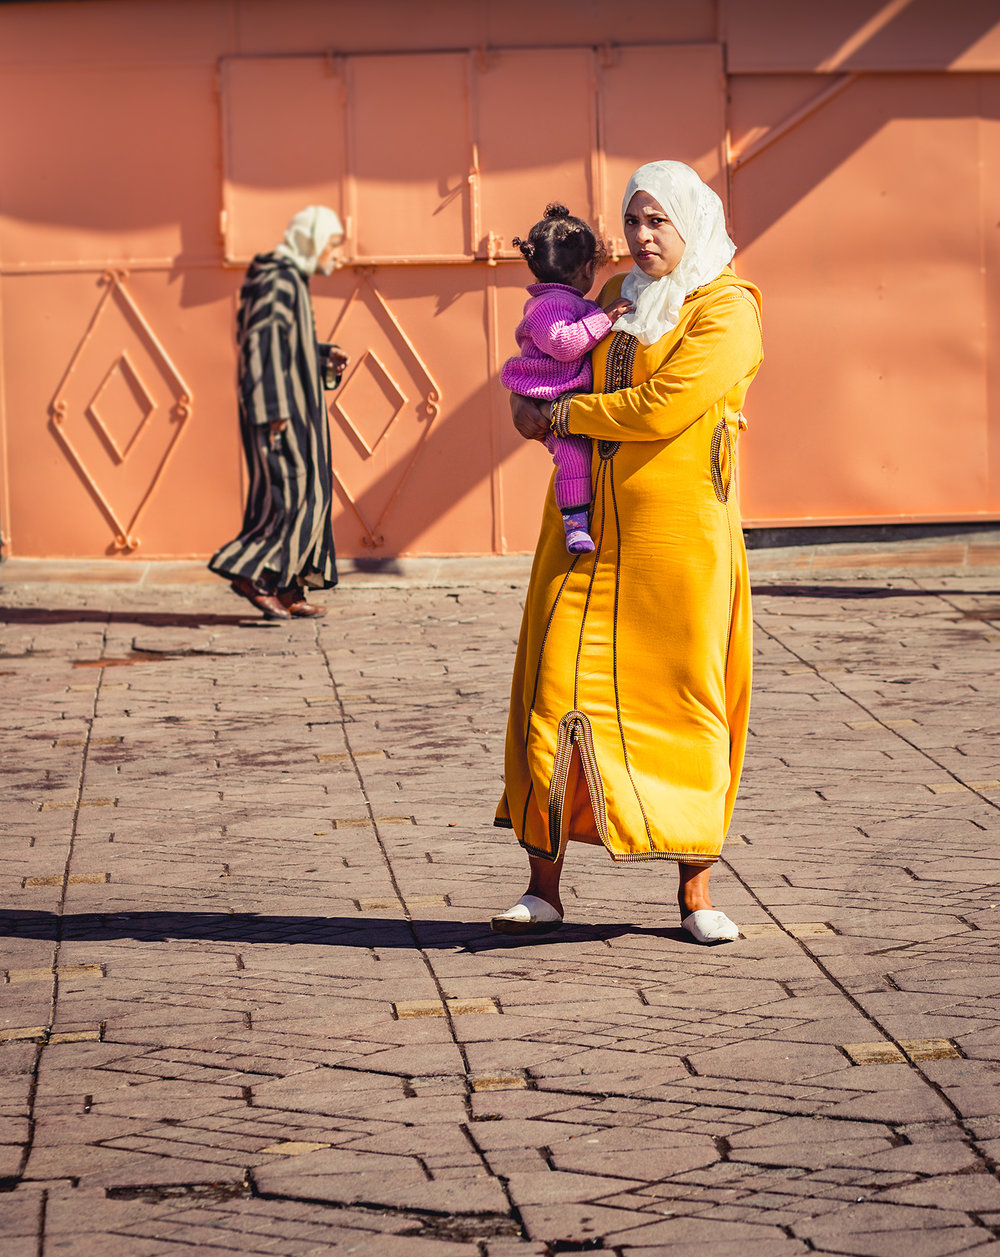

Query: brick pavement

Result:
[2,549,1000,1255]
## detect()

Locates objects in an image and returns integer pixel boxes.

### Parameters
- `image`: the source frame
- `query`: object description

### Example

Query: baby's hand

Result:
[603,296,634,321]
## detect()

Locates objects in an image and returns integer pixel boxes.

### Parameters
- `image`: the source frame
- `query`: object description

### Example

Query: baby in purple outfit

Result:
[500,204,632,553]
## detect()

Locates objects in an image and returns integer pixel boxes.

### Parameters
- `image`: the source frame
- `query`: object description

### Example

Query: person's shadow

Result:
[0,909,693,950]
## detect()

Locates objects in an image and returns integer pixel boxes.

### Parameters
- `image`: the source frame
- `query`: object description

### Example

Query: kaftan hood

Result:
[274,206,344,276]
[614,161,736,346]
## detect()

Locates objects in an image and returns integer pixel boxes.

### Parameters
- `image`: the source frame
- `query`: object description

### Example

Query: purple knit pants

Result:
[544,433,592,512]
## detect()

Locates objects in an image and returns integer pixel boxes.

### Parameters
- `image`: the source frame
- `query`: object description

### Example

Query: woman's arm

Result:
[561,290,762,443]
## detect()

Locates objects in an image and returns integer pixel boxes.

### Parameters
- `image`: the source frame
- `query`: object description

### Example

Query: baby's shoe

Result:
[562,509,595,555]
[565,527,595,554]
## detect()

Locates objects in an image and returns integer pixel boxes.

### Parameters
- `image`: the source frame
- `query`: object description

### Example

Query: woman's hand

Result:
[510,393,551,442]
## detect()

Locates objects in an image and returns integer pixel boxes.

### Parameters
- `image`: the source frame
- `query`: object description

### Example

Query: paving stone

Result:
[0,1242,38,1257]
[792,1203,986,1256]
[518,1201,652,1245]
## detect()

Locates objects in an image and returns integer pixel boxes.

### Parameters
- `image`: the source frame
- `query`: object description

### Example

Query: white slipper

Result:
[491,893,563,935]
[682,909,740,944]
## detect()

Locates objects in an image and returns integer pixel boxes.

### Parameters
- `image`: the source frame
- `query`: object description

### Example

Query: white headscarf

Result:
[614,161,736,346]
[274,205,345,276]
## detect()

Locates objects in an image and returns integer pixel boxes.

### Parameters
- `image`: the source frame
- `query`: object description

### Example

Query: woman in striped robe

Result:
[209,206,346,619]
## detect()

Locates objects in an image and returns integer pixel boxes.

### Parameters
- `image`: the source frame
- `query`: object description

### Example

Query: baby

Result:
[500,205,632,554]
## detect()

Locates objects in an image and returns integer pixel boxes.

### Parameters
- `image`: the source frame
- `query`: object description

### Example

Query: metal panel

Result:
[475,47,596,256]
[1,0,999,560]
[314,265,499,556]
[221,56,347,265]
[598,44,728,253]
[0,0,232,65]
[347,53,472,262]
[0,63,219,267]
[723,0,1000,74]
[733,72,995,524]
[220,44,728,267]
[230,0,717,57]
[48,271,194,552]
[3,269,238,558]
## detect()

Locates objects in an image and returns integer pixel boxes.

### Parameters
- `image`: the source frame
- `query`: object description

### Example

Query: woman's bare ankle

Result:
[677,864,713,918]
[525,855,564,917]
[525,885,563,916]
[677,890,712,917]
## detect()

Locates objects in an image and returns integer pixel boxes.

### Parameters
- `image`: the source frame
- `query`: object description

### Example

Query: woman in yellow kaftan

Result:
[492,161,763,944]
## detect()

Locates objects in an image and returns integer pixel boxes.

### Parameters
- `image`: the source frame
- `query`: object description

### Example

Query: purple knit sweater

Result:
[500,283,612,400]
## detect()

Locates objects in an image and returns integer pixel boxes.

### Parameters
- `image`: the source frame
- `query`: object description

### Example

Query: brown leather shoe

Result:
[278,587,327,617]
[230,576,292,620]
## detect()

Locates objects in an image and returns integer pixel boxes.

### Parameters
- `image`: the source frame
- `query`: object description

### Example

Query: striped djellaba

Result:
[209,254,337,591]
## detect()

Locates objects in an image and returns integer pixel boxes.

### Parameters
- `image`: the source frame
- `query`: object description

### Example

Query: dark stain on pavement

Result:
[71,649,241,667]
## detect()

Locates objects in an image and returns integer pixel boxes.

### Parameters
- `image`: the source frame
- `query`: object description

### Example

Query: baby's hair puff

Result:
[512,203,608,286]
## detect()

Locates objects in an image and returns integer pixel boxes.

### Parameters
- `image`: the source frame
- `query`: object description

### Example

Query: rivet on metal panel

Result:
[476,45,499,73]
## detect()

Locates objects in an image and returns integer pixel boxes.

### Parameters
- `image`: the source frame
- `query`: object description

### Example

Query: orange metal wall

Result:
[1,0,999,560]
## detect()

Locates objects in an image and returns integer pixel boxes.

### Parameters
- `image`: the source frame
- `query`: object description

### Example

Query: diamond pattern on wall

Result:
[322,275,441,549]
[49,271,193,552]
[333,350,409,457]
[86,352,157,465]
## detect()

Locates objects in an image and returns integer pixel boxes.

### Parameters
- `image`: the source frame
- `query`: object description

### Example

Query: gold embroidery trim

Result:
[605,331,637,392]
[550,393,574,438]
[711,416,735,504]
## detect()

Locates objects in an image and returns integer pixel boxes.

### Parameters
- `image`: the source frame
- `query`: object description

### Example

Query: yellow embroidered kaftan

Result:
[495,267,763,864]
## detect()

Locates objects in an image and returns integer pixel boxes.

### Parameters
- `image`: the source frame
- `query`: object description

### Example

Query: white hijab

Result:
[615,161,736,346]
[274,205,344,276]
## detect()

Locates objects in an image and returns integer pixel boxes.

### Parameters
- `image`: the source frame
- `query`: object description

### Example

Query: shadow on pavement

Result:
[0,608,267,629]
[753,584,1000,599]
[0,910,695,950]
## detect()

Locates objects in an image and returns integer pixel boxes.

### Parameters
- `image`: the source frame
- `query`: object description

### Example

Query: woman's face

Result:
[317,235,344,276]
[624,191,685,278]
